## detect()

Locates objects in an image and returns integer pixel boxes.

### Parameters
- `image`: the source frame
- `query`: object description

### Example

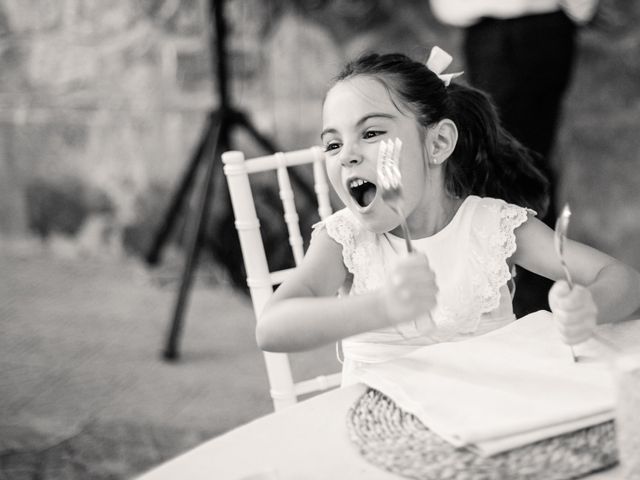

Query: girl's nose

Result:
[339,143,364,167]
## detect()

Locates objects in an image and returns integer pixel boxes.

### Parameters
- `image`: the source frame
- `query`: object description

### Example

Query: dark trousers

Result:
[463,11,577,317]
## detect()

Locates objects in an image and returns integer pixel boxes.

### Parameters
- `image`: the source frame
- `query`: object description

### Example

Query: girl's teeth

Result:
[348,178,377,208]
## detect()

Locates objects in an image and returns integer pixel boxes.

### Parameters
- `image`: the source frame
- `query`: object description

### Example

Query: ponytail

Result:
[444,84,550,215]
[333,52,550,215]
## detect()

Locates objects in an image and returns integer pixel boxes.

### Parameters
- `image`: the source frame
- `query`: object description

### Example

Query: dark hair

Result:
[333,52,550,215]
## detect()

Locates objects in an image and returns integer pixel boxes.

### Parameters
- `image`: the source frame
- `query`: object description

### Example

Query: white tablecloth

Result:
[352,311,619,456]
[137,317,640,480]
[136,382,400,480]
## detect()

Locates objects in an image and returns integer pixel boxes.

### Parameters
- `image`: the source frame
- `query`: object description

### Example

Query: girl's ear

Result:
[427,119,458,165]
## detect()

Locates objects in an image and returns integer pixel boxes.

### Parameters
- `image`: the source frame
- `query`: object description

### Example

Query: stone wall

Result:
[0,0,216,257]
[1,0,639,268]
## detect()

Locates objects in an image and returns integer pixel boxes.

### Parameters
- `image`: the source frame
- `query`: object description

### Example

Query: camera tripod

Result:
[146,0,312,360]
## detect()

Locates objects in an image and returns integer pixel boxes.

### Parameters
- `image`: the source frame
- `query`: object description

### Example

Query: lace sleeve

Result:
[313,209,358,276]
[471,199,535,313]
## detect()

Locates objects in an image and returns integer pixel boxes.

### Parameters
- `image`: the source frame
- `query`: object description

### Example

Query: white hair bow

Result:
[426,46,463,87]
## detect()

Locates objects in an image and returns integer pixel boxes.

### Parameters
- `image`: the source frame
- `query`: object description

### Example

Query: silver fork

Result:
[553,205,622,359]
[377,138,413,253]
[377,138,436,336]
[554,204,574,289]
[554,204,578,362]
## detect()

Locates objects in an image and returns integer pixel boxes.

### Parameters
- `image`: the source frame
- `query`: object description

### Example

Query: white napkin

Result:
[352,311,615,456]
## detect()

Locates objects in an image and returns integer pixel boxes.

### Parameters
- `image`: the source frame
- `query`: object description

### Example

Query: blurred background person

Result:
[429,0,600,317]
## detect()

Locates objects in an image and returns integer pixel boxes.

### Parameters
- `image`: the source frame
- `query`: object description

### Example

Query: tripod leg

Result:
[163,120,222,360]
[234,112,315,201]
[233,111,278,153]
[146,112,217,265]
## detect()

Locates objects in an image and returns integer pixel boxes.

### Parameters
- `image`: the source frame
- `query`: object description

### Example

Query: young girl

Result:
[257,48,640,383]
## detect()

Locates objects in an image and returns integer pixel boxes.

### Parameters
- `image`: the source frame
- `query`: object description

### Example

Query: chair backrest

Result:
[222,146,342,411]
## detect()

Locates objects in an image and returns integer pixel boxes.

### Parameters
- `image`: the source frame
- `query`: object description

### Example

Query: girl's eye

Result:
[363,130,385,140]
[324,142,340,153]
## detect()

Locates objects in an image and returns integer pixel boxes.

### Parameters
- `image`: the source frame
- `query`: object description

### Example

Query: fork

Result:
[553,205,623,359]
[377,138,413,253]
[378,138,437,336]
[554,204,579,362]
[554,204,574,290]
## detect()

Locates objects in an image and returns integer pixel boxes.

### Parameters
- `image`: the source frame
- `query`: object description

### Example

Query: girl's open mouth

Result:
[348,178,377,208]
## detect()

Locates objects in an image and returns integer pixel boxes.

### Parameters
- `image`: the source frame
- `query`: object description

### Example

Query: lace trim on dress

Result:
[313,210,386,295]
[473,202,534,315]
[312,210,357,276]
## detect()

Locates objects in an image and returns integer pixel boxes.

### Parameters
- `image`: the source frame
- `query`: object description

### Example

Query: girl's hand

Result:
[548,280,598,345]
[382,253,438,327]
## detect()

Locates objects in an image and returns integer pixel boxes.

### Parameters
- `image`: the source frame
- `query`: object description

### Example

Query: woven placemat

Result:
[347,389,618,480]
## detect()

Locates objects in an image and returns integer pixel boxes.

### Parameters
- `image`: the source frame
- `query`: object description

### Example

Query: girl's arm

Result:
[512,215,640,325]
[257,228,437,352]
[257,228,386,352]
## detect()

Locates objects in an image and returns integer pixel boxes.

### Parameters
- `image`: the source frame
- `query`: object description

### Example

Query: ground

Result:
[0,251,338,479]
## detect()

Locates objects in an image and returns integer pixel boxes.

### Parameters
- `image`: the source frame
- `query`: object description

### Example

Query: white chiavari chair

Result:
[222,146,342,411]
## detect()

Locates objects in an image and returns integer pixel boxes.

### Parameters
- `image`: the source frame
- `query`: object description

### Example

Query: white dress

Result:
[314,195,535,385]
